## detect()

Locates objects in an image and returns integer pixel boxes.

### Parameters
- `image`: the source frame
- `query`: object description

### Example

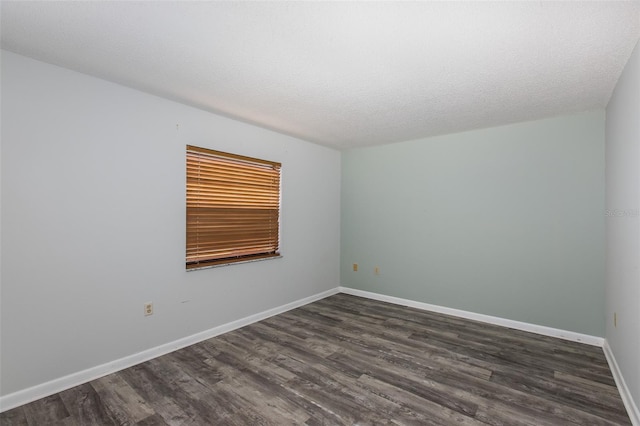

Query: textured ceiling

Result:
[2,1,639,149]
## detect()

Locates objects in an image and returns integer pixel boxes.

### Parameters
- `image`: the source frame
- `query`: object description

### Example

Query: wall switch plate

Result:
[353,263,358,272]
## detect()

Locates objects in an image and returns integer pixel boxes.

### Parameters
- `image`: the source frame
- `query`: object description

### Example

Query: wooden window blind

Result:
[186,145,281,269]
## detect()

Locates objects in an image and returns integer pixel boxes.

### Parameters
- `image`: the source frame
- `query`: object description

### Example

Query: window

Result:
[186,145,281,269]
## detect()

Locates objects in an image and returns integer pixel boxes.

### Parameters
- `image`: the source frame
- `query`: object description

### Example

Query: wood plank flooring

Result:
[1,293,632,425]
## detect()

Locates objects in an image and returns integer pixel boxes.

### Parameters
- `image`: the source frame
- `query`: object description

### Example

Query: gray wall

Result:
[341,111,606,336]
[606,39,640,410]
[0,51,341,396]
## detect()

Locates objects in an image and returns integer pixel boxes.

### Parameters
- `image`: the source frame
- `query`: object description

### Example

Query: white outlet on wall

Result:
[144,302,153,316]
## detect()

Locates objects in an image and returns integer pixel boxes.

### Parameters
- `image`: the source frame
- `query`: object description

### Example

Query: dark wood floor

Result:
[1,293,632,425]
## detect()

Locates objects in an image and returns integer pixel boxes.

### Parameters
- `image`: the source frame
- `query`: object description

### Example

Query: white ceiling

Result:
[2,1,639,149]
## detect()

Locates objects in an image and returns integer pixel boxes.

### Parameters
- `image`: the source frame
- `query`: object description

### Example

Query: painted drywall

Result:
[342,111,605,336]
[0,50,341,396]
[605,39,640,411]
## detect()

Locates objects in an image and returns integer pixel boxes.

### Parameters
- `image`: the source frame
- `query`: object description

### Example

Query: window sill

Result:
[186,255,283,272]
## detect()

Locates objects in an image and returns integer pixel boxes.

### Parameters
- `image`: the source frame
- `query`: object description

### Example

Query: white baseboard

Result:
[603,340,640,426]
[0,287,340,413]
[338,287,604,347]
[0,286,622,416]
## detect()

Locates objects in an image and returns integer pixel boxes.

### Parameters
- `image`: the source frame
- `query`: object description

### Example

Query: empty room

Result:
[1,1,639,425]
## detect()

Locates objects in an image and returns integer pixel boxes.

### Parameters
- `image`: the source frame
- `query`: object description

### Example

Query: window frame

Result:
[186,145,282,270]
